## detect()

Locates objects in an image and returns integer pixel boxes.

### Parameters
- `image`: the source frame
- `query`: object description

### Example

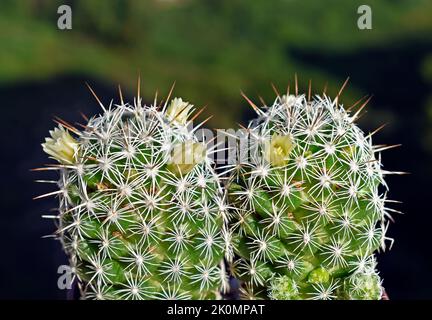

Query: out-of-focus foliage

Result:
[0,0,431,128]
[422,55,432,150]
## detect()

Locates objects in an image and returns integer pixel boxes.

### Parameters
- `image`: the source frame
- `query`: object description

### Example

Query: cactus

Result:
[226,82,398,300]
[39,85,228,299]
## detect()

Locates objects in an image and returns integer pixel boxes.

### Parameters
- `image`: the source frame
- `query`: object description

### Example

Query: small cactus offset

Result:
[40,85,228,299]
[226,81,399,300]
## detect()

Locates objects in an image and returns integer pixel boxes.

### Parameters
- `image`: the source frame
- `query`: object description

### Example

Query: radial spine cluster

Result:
[226,90,397,300]
[41,88,227,299]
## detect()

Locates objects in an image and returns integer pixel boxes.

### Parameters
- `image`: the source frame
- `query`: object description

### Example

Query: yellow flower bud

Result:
[167,141,206,175]
[166,97,194,125]
[42,126,78,164]
[264,134,293,167]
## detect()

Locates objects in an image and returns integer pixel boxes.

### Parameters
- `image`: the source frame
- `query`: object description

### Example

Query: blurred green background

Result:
[0,0,431,299]
[1,0,431,127]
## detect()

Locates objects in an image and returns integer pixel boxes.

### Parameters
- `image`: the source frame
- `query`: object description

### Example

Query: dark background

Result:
[0,0,431,299]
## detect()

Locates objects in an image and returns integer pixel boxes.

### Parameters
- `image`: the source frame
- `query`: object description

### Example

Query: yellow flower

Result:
[167,141,206,175]
[166,97,194,125]
[42,126,78,164]
[264,134,293,167]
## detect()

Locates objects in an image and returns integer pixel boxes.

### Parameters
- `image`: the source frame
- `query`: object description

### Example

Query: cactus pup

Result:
[226,78,400,300]
[37,82,228,299]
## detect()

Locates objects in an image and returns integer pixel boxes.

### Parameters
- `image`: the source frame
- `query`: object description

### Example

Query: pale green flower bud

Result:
[167,141,206,175]
[269,275,299,300]
[166,97,194,125]
[308,267,330,284]
[281,94,298,107]
[42,126,78,164]
[342,272,382,300]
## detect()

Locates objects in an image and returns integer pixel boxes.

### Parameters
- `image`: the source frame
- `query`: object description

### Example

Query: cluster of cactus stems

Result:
[37,77,400,300]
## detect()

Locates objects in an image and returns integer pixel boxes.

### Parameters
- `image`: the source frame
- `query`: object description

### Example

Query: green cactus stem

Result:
[39,85,228,299]
[226,83,399,300]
